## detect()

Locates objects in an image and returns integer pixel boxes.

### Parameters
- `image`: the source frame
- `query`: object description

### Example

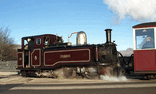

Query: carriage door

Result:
[31,49,41,67]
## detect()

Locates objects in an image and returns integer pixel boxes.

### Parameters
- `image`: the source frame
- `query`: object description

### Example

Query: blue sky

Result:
[0,0,140,50]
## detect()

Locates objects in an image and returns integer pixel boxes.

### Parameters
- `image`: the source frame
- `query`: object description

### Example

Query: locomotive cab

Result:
[22,34,63,49]
[18,34,63,68]
[133,22,156,74]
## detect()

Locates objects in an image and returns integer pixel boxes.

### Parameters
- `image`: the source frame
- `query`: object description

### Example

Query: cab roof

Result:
[133,22,156,28]
[22,34,56,39]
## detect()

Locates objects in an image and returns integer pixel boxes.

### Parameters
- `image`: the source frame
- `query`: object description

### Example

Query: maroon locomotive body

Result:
[17,29,119,78]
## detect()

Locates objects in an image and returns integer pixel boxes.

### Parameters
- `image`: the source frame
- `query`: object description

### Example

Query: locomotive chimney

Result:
[105,29,112,43]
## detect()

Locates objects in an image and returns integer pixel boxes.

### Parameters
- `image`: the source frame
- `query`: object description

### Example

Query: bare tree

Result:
[0,27,17,61]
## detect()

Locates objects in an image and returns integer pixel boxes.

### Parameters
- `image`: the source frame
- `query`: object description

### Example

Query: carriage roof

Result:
[133,22,156,28]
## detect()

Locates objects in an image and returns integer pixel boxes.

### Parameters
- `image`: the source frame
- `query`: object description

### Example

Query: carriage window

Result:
[135,28,155,49]
[36,38,41,45]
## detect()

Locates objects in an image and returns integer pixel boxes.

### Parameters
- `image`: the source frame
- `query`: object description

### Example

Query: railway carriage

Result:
[122,22,156,79]
[133,22,156,78]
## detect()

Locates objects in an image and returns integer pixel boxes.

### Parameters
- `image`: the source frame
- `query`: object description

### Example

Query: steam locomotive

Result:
[17,29,121,79]
[17,22,156,79]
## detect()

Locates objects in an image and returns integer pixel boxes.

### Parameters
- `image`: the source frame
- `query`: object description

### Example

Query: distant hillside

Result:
[119,48,133,56]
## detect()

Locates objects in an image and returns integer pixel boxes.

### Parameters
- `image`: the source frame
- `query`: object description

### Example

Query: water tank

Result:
[76,31,87,45]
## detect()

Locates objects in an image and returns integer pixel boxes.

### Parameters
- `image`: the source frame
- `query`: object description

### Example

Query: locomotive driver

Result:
[142,36,154,49]
[28,38,35,51]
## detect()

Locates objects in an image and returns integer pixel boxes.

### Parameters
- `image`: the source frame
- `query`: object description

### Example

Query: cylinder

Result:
[76,31,87,45]
[105,29,112,43]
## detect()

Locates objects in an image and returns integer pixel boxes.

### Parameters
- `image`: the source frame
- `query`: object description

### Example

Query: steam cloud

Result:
[100,75,127,81]
[103,0,156,24]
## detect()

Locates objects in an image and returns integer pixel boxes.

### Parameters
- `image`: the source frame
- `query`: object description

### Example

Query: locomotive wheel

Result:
[112,66,120,77]
[101,66,124,77]
[21,71,27,77]
[54,67,76,79]
[62,67,76,79]
[111,64,125,77]
[144,75,149,80]
[85,67,99,79]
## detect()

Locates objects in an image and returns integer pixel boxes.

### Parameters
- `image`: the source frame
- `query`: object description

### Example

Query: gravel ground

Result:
[0,74,107,84]
[0,72,30,84]
[0,72,18,76]
[0,72,143,85]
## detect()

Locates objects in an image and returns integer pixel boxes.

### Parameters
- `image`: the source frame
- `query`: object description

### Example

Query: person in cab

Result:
[142,36,154,49]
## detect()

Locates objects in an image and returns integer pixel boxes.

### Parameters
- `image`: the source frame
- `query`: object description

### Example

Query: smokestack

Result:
[105,29,112,43]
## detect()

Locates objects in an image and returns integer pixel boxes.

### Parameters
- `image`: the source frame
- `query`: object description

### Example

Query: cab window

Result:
[36,38,41,45]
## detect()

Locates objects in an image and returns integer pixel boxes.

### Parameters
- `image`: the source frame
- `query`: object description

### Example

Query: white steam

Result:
[103,0,156,24]
[100,75,127,81]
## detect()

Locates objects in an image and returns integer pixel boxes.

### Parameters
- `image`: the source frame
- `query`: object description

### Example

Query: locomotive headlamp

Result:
[76,31,87,45]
